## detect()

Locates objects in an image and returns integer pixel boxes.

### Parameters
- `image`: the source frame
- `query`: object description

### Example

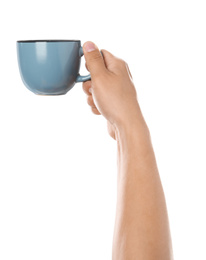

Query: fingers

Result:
[82,80,92,96]
[83,41,107,77]
[82,81,101,115]
[87,95,101,115]
[87,95,95,107]
[91,107,101,115]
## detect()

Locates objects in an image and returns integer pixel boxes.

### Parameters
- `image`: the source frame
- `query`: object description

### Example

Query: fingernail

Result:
[89,88,92,93]
[84,42,96,53]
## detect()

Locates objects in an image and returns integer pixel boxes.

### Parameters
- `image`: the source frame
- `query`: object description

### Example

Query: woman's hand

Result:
[82,41,142,139]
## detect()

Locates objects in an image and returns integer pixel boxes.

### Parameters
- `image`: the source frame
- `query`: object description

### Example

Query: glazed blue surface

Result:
[17,40,91,95]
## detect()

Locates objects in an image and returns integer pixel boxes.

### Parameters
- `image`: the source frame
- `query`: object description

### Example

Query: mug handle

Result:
[75,47,91,83]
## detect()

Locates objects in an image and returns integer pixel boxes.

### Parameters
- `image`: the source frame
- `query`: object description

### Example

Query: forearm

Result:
[81,43,173,259]
[112,108,173,260]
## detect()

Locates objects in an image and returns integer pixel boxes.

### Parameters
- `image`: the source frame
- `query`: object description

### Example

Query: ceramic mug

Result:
[16,40,91,95]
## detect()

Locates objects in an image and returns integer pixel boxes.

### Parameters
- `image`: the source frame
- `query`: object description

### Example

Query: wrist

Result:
[114,104,149,139]
[113,104,151,154]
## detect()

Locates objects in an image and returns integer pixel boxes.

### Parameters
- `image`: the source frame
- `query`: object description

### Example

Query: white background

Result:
[0,0,206,259]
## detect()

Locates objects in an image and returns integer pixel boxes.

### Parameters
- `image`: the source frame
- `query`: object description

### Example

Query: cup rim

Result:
[17,40,80,43]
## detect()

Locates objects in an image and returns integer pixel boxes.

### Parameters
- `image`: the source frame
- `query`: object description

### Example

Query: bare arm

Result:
[113,111,173,260]
[82,41,173,260]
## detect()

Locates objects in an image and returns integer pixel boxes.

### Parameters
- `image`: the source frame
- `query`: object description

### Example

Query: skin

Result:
[82,41,174,260]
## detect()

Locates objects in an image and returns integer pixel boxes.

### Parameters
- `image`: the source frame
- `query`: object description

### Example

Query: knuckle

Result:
[113,58,127,72]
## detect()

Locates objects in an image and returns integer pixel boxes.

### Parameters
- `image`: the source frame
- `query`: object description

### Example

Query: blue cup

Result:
[16,40,91,95]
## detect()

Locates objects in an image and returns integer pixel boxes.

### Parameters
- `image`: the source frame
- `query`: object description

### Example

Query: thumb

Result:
[83,41,106,77]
